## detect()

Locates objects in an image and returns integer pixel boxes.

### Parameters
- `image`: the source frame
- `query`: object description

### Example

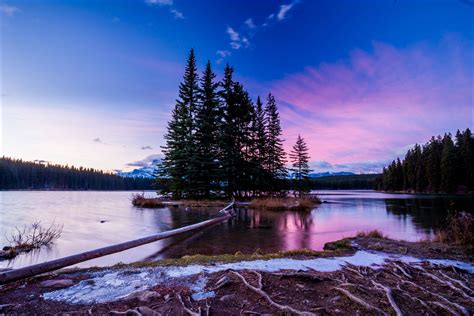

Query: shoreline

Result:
[1,236,472,314]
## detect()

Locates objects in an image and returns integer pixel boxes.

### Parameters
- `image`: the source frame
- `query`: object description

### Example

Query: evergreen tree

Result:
[250,96,269,194]
[160,49,199,198]
[289,135,312,196]
[264,93,287,190]
[441,133,457,192]
[219,64,239,197]
[194,61,221,197]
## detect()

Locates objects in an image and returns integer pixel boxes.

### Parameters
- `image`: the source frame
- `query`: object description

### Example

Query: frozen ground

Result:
[43,250,474,305]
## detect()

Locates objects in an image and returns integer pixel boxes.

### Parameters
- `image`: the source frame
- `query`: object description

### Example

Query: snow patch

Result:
[43,250,473,304]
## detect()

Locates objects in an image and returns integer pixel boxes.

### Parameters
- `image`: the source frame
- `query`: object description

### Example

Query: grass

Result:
[250,195,321,211]
[131,193,164,208]
[434,211,473,251]
[355,229,386,239]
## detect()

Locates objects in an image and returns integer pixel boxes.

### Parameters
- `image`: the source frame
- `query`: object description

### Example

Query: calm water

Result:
[0,190,472,269]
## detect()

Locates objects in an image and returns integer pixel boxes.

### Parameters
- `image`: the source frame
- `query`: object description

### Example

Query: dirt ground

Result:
[1,237,473,315]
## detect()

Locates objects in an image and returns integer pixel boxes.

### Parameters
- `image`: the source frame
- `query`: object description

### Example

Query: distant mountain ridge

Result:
[309,171,355,178]
[117,166,355,179]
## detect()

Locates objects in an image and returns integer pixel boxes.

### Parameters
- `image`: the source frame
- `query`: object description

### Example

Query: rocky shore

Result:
[0,237,473,315]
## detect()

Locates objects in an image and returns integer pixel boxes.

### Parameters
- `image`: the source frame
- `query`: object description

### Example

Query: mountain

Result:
[116,159,159,178]
[308,171,355,178]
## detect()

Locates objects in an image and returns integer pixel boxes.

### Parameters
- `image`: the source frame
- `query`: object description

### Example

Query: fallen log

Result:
[0,199,234,284]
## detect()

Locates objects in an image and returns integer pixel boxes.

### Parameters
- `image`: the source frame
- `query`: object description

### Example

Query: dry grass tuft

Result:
[356,229,386,239]
[250,195,321,211]
[434,211,473,251]
[131,193,164,208]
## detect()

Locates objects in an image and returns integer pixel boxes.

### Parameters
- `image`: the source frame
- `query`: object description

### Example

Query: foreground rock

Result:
[0,237,473,315]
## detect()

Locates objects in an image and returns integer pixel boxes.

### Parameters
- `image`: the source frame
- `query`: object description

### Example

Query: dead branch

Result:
[371,280,403,316]
[229,270,314,316]
[176,293,199,316]
[333,287,387,315]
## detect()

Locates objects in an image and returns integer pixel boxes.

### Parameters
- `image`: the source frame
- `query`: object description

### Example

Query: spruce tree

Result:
[193,61,221,197]
[219,64,239,196]
[251,96,269,194]
[441,133,457,193]
[289,135,312,196]
[160,49,199,198]
[264,93,287,191]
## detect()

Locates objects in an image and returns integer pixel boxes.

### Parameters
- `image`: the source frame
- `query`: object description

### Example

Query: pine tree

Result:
[193,61,221,197]
[160,49,199,198]
[250,96,269,194]
[289,135,312,196]
[219,64,239,197]
[264,93,287,191]
[441,133,457,193]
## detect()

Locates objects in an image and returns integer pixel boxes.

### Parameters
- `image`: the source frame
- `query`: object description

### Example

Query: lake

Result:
[1,190,472,269]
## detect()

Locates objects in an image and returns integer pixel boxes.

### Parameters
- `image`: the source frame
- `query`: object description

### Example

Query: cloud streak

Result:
[0,3,19,16]
[145,0,184,19]
[271,36,472,172]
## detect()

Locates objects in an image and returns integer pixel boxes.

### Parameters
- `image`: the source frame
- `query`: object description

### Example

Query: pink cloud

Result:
[271,35,472,172]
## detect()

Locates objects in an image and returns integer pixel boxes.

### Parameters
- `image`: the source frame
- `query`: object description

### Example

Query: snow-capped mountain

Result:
[308,171,355,178]
[116,159,160,178]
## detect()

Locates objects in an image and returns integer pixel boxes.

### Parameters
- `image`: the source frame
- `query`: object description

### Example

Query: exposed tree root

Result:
[437,270,473,294]
[229,270,315,315]
[371,280,403,316]
[391,262,412,279]
[333,287,387,315]
[421,270,473,300]
[271,272,327,282]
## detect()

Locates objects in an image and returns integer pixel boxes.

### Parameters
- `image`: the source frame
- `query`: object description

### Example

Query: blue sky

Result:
[1,0,472,173]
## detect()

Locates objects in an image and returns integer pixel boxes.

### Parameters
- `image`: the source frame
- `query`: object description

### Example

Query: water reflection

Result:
[0,191,472,268]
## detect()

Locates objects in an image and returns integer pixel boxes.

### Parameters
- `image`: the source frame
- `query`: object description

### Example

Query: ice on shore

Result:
[43,250,474,304]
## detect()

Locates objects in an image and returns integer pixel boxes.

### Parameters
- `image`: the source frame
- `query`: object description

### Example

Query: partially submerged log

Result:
[0,199,234,284]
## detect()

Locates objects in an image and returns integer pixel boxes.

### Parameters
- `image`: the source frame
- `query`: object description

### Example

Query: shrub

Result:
[435,211,473,249]
[132,193,164,208]
[7,221,63,251]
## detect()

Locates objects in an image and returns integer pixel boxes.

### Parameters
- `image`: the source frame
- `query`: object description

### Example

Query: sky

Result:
[1,0,473,174]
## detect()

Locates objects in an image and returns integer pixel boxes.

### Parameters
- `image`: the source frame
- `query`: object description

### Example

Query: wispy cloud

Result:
[0,3,20,16]
[244,18,256,29]
[216,50,231,64]
[271,36,472,171]
[126,154,162,167]
[217,1,300,63]
[93,137,104,144]
[145,0,184,19]
[141,145,153,150]
[226,27,249,50]
[277,2,296,21]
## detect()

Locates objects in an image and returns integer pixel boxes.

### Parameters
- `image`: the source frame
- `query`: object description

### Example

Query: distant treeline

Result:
[309,174,379,190]
[0,157,154,190]
[377,128,473,193]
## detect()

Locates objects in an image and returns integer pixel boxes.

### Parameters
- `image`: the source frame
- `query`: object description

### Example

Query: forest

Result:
[0,157,153,190]
[310,174,379,190]
[377,128,473,193]
[158,49,311,199]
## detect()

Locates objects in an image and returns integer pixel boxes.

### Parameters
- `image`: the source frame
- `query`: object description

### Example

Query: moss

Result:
[323,238,353,251]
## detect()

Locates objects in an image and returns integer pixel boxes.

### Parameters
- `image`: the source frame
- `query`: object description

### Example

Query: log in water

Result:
[0,200,234,284]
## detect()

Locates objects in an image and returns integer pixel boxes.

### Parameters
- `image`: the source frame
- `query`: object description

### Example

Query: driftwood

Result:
[0,199,234,284]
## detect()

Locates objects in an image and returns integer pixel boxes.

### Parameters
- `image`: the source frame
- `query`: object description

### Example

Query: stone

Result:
[40,279,75,288]
[125,290,161,302]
